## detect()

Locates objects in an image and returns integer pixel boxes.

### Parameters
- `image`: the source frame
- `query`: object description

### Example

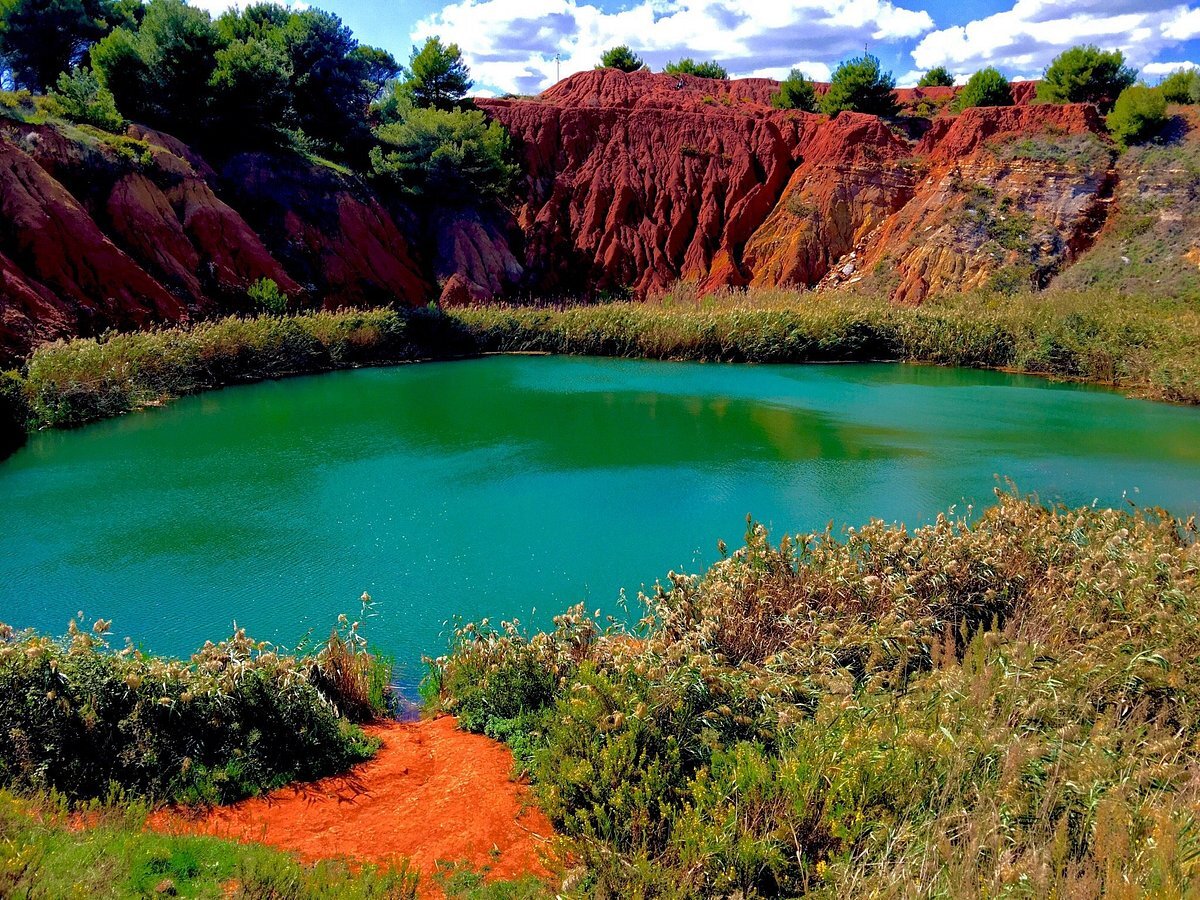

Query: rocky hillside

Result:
[478,69,1113,303]
[0,67,1180,365]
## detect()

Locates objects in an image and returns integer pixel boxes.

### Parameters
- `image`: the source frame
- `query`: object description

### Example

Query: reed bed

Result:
[4,286,1195,446]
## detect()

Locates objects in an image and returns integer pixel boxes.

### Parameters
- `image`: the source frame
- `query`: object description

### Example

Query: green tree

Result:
[1037,45,1136,110]
[208,37,291,144]
[370,106,517,203]
[1159,68,1199,104]
[350,44,401,105]
[1107,84,1167,148]
[917,66,954,88]
[664,58,728,80]
[954,66,1012,110]
[598,45,644,73]
[280,10,374,154]
[403,36,472,110]
[47,65,124,130]
[821,53,899,117]
[90,26,152,119]
[0,0,115,91]
[247,277,288,314]
[770,68,817,111]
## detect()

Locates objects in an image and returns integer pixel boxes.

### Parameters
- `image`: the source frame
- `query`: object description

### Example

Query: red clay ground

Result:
[148,716,556,895]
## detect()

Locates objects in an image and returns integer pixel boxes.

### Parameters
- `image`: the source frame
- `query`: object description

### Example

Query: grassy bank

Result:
[0,790,420,899]
[425,492,1200,898]
[3,287,1197,447]
[454,288,1200,404]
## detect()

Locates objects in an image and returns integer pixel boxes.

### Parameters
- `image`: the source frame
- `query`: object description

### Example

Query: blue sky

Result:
[193,0,1200,96]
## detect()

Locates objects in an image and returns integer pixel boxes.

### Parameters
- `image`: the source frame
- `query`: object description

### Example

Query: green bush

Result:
[770,69,817,112]
[0,611,392,803]
[429,494,1200,896]
[917,66,954,87]
[0,370,29,455]
[663,58,728,80]
[1107,84,1168,147]
[1159,67,1199,103]
[370,106,518,203]
[820,53,899,117]
[247,276,289,314]
[597,45,644,73]
[1037,44,1137,110]
[47,66,125,132]
[954,66,1012,110]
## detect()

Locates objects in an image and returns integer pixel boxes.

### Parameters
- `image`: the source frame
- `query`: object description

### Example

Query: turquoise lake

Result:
[2,356,1199,693]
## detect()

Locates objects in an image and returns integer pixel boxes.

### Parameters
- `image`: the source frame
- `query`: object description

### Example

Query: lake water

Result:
[2,356,1199,692]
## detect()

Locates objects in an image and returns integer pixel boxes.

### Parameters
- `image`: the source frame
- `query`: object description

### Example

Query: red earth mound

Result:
[149,716,555,897]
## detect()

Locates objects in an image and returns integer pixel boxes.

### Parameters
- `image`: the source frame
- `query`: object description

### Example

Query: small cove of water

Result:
[2,356,1199,692]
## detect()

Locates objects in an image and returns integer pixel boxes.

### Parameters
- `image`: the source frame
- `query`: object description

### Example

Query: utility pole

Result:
[556,52,561,82]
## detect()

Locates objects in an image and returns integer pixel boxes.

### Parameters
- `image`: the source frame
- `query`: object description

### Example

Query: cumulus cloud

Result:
[1144,60,1198,77]
[411,0,934,95]
[911,0,1200,77]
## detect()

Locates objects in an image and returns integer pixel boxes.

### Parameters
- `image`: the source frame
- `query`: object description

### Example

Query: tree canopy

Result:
[1107,85,1167,148]
[369,105,516,203]
[0,0,121,91]
[598,45,644,73]
[402,36,471,111]
[917,66,954,88]
[1037,45,1137,110]
[954,67,1012,111]
[1159,68,1199,104]
[770,69,817,112]
[664,58,728,80]
[820,54,899,117]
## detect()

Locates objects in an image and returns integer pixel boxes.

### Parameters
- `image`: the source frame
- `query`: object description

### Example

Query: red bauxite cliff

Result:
[0,67,1115,364]
[478,68,1112,302]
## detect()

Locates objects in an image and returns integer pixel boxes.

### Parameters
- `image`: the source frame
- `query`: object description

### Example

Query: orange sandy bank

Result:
[149,715,555,892]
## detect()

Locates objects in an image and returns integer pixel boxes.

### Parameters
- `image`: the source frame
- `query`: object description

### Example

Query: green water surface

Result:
[2,356,1199,691]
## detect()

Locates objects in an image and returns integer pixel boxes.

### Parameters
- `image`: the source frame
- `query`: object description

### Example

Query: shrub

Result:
[820,53,899,117]
[598,45,644,73]
[770,69,817,112]
[429,493,1200,896]
[0,613,387,804]
[1107,85,1168,147]
[918,66,955,87]
[1159,67,1199,103]
[0,370,29,456]
[954,66,1013,110]
[47,66,125,132]
[1037,44,1137,110]
[370,106,518,203]
[247,276,289,314]
[664,58,728,80]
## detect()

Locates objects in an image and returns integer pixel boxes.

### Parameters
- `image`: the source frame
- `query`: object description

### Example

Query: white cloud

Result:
[911,0,1199,77]
[1145,60,1198,77]
[411,0,935,95]
[1164,7,1200,39]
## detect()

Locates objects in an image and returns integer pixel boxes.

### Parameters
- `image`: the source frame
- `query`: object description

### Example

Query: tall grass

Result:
[454,287,1200,404]
[426,491,1200,897]
[4,286,1199,442]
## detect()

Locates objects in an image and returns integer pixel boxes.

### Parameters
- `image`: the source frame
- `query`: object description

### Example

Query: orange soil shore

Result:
[148,716,555,894]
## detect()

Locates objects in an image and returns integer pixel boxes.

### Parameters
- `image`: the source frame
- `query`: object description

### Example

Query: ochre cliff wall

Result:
[480,69,1113,305]
[0,68,1117,364]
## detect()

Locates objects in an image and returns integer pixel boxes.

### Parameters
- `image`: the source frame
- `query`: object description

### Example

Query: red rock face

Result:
[481,69,1112,304]
[0,68,1119,364]
[0,124,430,365]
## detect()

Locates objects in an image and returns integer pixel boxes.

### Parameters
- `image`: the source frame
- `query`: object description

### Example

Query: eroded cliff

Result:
[0,68,1134,365]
